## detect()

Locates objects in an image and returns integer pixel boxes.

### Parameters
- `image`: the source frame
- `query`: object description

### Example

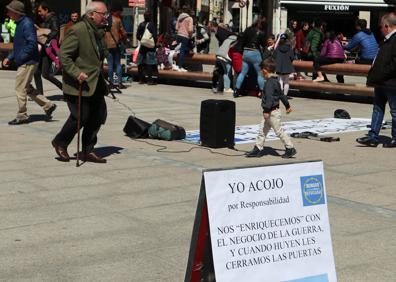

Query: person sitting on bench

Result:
[313,31,346,83]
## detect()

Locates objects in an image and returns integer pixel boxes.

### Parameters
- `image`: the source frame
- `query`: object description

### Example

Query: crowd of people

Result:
[2,0,396,164]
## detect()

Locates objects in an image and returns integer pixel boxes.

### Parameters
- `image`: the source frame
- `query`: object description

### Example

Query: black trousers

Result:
[34,53,62,93]
[355,58,374,65]
[138,64,153,82]
[53,82,107,153]
[212,59,232,91]
[313,56,345,83]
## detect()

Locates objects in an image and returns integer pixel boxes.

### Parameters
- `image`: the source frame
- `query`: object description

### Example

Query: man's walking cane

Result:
[76,84,82,167]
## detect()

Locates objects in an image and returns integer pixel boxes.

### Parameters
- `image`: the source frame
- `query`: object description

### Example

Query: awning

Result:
[280,0,396,7]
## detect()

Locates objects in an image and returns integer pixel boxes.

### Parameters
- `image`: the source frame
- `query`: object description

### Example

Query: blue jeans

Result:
[235,50,264,91]
[107,48,122,84]
[369,86,396,140]
[224,62,232,89]
[177,35,190,68]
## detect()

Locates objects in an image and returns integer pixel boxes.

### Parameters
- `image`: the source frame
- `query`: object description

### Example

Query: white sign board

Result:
[204,161,336,282]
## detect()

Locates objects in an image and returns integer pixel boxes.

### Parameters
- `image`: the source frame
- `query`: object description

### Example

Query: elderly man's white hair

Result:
[85,1,106,15]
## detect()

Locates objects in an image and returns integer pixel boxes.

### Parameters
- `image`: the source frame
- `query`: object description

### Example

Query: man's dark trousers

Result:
[53,83,107,153]
[369,86,396,141]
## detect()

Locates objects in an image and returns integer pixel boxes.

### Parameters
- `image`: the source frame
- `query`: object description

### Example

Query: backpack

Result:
[148,119,186,141]
[140,23,155,48]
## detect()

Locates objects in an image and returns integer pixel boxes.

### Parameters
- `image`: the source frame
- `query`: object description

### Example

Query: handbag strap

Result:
[144,23,151,36]
[109,29,118,46]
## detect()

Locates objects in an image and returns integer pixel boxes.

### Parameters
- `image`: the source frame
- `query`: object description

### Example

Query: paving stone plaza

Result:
[0,71,395,281]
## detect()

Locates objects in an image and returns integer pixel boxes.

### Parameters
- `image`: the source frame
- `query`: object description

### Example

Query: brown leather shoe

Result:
[83,152,107,163]
[51,140,70,162]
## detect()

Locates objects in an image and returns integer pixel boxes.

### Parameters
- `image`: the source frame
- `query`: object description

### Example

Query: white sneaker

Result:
[172,65,179,71]
[178,67,188,72]
[224,88,233,94]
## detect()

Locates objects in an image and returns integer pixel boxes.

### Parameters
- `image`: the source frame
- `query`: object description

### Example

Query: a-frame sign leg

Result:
[185,177,215,282]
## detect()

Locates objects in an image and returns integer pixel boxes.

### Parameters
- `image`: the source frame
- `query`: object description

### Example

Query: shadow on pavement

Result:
[93,146,124,158]
[47,94,64,101]
[28,114,58,123]
[264,147,282,157]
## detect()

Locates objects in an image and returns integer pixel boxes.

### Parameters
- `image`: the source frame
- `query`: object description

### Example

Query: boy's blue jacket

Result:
[8,16,39,66]
[344,29,378,60]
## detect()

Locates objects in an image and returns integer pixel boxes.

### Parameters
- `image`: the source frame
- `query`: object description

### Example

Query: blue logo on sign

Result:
[300,175,325,206]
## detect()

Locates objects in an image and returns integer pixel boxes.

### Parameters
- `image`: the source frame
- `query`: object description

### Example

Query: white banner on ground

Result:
[185,118,370,144]
[203,161,336,282]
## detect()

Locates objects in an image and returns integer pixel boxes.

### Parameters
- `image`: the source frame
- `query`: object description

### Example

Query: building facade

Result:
[274,0,396,39]
[220,0,396,38]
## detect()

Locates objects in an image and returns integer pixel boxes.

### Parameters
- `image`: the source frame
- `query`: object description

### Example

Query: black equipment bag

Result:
[148,119,186,141]
[123,116,151,138]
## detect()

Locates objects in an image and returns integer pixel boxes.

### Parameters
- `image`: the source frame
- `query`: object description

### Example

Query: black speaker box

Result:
[200,99,235,148]
[123,116,151,138]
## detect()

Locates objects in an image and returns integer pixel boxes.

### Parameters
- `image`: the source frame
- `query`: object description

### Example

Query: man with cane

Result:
[51,1,109,163]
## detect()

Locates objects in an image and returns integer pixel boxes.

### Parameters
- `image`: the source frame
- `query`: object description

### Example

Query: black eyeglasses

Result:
[94,11,109,17]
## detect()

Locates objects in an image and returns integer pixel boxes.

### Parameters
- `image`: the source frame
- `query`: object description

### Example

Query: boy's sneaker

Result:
[8,118,29,125]
[281,147,297,158]
[172,65,179,71]
[178,67,188,72]
[245,146,266,158]
[212,87,218,94]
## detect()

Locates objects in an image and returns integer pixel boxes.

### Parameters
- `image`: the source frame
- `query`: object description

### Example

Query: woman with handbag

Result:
[104,4,127,89]
[136,11,157,85]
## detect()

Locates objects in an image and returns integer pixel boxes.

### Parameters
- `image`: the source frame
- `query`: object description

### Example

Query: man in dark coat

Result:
[51,1,109,163]
[357,13,396,147]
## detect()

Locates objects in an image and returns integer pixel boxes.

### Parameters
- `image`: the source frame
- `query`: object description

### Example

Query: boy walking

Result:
[2,1,56,125]
[246,58,297,158]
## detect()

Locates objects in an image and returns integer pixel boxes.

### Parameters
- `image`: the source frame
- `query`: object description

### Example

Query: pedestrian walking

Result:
[34,1,63,92]
[52,1,109,163]
[3,0,56,125]
[245,58,296,158]
[356,13,396,148]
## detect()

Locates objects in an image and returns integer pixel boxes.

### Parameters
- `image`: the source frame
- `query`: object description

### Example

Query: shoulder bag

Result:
[140,23,155,48]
